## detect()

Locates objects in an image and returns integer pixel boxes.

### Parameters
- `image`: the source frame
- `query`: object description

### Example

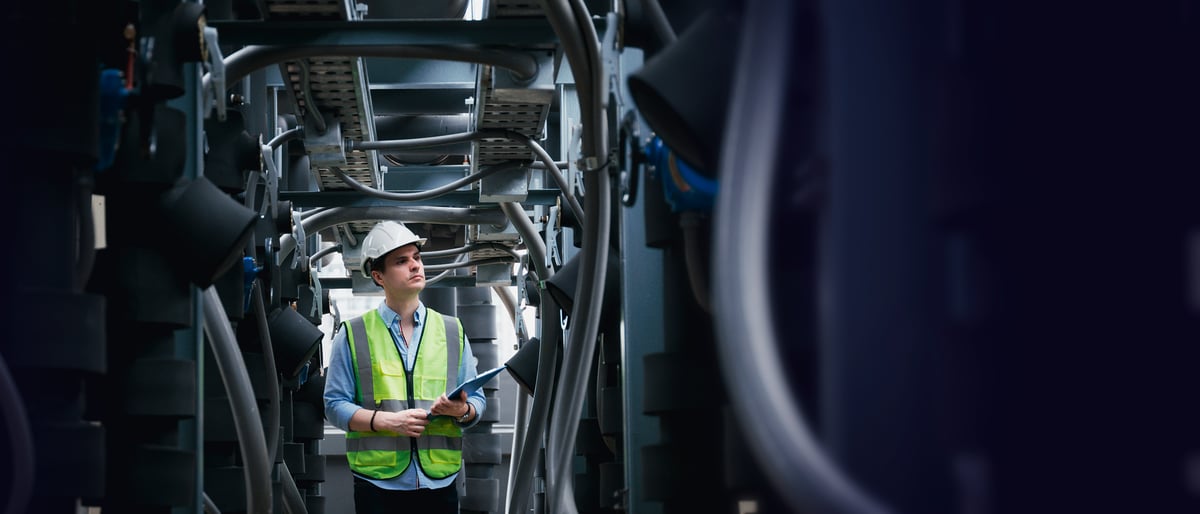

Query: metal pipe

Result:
[202,286,273,514]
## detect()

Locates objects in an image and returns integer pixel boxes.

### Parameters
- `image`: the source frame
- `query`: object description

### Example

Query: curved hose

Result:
[205,45,538,93]
[250,282,282,465]
[202,286,273,514]
[710,1,890,513]
[0,352,32,514]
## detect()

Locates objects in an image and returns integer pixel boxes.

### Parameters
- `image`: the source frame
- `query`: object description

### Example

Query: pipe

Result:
[202,286,274,514]
[279,461,309,514]
[250,282,282,465]
[0,352,32,514]
[328,160,524,202]
[278,205,509,263]
[711,0,890,512]
[206,45,538,93]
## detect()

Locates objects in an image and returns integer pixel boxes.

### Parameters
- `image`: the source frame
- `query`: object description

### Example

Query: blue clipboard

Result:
[447,366,506,401]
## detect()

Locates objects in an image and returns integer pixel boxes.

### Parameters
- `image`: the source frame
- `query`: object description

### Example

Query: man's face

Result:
[372,243,425,295]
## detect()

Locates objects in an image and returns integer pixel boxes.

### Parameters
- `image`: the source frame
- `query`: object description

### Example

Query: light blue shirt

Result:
[324,300,486,490]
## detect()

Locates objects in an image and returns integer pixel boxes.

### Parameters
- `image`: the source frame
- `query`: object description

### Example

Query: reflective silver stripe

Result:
[419,434,462,451]
[444,315,460,398]
[345,434,462,452]
[346,436,407,452]
[377,399,406,412]
[377,398,433,412]
[349,316,375,407]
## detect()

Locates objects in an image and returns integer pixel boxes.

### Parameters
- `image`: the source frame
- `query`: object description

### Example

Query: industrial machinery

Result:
[2,1,1199,514]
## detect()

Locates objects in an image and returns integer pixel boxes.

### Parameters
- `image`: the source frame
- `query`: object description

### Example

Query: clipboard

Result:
[446,365,506,400]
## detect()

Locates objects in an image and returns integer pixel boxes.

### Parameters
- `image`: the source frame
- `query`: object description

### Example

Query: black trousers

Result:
[352,477,459,514]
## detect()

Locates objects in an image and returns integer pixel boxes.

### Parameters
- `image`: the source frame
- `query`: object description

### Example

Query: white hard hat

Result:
[359,221,426,278]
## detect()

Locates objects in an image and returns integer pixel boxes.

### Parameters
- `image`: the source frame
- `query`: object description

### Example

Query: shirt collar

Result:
[378,301,424,328]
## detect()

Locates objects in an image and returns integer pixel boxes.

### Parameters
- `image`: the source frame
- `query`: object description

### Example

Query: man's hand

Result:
[430,391,470,420]
[373,409,430,438]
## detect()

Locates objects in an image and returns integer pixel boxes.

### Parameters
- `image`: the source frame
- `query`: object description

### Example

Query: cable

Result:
[267,126,304,150]
[499,202,550,281]
[205,45,539,94]
[277,205,509,265]
[328,160,525,202]
[538,2,612,511]
[499,201,554,514]
[347,129,518,151]
[354,130,586,224]
[711,0,891,512]
[0,352,32,514]
[424,254,467,286]
[515,133,586,225]
[202,286,273,514]
[250,281,282,466]
[423,256,515,272]
[308,242,343,268]
[295,59,327,135]
[279,461,309,514]
[423,242,520,261]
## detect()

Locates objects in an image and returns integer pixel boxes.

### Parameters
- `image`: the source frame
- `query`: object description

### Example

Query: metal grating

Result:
[267,0,377,194]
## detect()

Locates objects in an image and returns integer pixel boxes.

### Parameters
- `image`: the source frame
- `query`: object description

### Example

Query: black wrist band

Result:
[369,409,379,431]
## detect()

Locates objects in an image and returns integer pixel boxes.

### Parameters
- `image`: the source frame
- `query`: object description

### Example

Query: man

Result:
[324,220,485,514]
